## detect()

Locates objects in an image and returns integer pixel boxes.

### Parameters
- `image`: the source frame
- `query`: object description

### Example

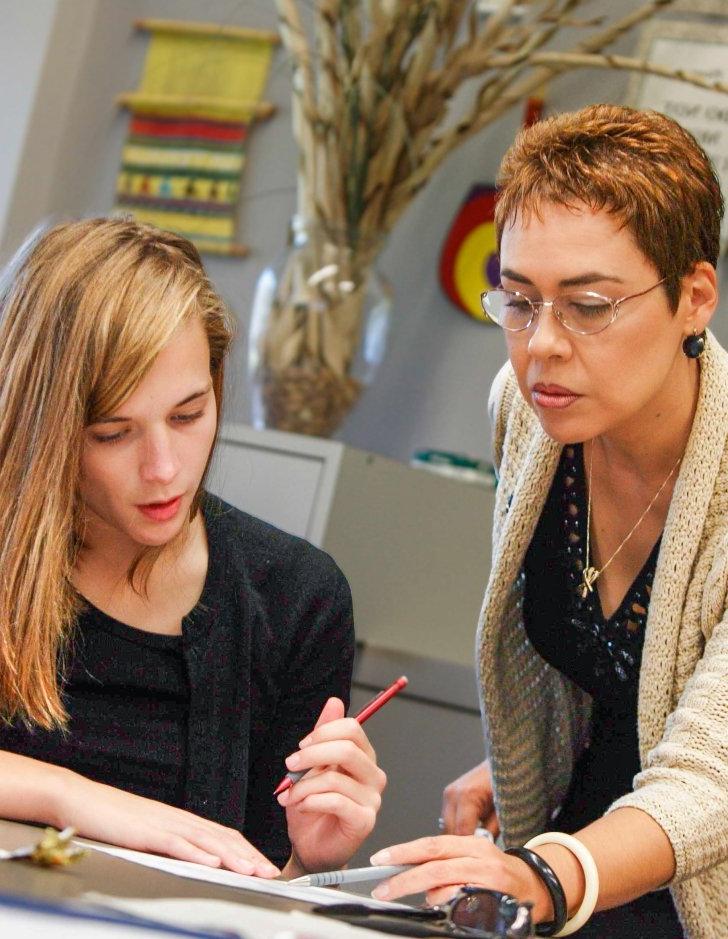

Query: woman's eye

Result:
[91,430,126,444]
[572,302,611,316]
[172,410,204,424]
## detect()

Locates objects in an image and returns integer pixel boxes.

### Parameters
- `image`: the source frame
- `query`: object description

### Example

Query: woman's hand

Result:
[278,697,386,875]
[441,760,500,838]
[369,835,552,922]
[57,771,280,877]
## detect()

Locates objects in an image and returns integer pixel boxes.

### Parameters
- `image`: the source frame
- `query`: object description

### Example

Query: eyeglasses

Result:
[313,887,533,938]
[481,277,666,335]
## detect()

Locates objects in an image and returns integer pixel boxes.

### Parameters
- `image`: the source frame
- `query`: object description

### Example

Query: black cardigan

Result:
[0,493,354,868]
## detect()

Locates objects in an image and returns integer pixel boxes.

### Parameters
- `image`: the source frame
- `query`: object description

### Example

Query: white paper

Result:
[78,841,408,910]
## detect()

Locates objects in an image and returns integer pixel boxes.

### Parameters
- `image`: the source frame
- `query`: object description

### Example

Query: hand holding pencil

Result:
[279,677,407,879]
[274,676,408,795]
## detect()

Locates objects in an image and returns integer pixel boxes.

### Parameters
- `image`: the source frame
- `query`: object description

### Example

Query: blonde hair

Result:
[495,104,724,310]
[0,217,233,728]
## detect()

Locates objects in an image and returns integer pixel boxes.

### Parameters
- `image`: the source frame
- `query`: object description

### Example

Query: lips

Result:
[137,495,183,522]
[531,383,580,410]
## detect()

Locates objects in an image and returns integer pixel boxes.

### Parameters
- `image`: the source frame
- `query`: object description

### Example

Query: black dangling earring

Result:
[683,330,706,359]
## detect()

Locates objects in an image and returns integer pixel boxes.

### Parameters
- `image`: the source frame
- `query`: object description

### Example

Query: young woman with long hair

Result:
[0,217,385,879]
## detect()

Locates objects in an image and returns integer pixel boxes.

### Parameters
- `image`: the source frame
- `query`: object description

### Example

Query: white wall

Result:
[3,0,727,463]
[0,0,59,241]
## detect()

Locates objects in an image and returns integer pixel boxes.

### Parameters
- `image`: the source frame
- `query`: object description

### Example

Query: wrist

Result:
[519,859,555,923]
[532,844,586,918]
[31,762,76,830]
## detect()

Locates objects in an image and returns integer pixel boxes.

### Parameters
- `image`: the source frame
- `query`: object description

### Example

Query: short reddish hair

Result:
[495,104,724,309]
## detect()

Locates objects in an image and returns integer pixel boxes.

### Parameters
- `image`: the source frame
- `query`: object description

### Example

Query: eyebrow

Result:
[92,384,213,425]
[499,268,626,288]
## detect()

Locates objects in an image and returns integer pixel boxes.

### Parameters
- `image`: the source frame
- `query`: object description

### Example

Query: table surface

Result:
[0,818,319,915]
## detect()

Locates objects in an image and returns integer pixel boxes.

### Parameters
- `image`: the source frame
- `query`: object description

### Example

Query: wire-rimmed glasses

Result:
[314,887,533,938]
[481,278,666,335]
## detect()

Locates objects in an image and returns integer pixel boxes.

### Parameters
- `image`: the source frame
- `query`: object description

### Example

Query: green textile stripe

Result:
[120,164,241,181]
[128,134,245,152]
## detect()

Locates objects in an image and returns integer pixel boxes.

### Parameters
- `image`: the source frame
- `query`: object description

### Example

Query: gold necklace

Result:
[580,443,681,600]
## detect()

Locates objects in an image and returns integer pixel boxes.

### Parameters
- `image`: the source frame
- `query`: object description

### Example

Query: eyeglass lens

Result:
[483,290,614,334]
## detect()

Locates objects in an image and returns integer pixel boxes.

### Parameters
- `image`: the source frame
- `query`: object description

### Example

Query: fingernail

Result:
[277,790,290,806]
[372,884,389,899]
[370,850,390,864]
[299,736,311,747]
[286,753,301,769]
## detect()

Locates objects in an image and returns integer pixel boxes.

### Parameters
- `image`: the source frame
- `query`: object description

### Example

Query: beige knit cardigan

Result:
[476,334,728,938]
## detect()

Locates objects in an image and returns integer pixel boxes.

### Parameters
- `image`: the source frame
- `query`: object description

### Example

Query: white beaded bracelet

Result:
[524,832,599,937]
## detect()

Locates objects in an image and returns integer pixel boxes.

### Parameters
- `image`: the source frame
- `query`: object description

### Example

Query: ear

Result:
[679,261,718,337]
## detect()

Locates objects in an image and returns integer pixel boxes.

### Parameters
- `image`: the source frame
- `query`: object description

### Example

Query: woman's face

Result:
[79,317,217,551]
[499,201,706,444]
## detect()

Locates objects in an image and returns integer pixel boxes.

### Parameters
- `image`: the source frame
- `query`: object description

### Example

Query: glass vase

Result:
[248,218,392,437]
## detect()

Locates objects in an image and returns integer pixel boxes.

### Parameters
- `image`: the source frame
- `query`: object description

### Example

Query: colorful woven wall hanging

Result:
[114,19,279,257]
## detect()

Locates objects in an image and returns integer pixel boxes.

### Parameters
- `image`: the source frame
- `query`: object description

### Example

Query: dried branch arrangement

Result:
[257,0,728,436]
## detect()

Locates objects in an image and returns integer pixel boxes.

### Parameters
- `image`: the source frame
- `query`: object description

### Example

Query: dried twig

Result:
[262,0,728,436]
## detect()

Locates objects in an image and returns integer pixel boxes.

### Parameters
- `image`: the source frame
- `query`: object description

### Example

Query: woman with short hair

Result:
[372,105,727,938]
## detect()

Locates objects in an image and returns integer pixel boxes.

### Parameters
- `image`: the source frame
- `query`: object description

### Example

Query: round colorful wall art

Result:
[439,184,500,324]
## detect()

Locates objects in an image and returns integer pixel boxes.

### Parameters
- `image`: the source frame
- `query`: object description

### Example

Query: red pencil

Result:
[273,675,409,796]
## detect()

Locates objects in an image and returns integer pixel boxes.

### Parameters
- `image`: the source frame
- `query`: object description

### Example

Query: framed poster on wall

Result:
[627,19,728,250]
[670,1,728,14]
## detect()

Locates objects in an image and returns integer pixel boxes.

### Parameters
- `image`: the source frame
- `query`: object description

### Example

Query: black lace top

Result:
[523,444,683,937]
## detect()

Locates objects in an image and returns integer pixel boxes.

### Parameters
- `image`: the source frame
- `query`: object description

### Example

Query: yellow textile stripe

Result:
[122,144,243,173]
[116,172,240,203]
[118,93,270,123]
[118,206,235,239]
[191,238,249,257]
[139,30,275,111]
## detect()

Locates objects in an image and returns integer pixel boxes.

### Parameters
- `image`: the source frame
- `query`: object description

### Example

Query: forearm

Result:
[532,807,676,920]
[0,750,71,828]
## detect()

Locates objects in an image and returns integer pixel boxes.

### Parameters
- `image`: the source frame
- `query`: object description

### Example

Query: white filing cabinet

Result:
[207,424,494,857]
[208,423,495,668]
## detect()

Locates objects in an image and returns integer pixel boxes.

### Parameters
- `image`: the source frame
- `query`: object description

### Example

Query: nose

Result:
[139,428,180,485]
[527,300,572,360]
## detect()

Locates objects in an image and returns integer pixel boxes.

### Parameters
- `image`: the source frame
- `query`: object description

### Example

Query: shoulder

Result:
[200,491,348,596]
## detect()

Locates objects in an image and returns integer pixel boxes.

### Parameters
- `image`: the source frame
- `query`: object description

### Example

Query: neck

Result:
[594,355,700,483]
[75,514,197,594]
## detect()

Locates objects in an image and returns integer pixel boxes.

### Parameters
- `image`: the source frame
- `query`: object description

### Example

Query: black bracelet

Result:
[504,846,567,937]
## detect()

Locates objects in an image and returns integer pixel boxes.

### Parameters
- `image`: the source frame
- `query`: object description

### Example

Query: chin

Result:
[534,412,593,446]
[132,519,187,548]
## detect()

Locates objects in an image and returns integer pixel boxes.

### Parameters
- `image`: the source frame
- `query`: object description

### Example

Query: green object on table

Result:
[410,449,496,488]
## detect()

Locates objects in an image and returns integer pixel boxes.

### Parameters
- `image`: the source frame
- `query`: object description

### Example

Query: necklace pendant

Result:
[580,566,600,598]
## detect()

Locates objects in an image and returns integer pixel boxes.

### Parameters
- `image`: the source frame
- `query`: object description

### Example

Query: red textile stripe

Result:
[130,117,247,143]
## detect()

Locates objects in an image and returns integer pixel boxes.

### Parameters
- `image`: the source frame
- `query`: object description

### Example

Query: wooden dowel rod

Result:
[134,18,280,45]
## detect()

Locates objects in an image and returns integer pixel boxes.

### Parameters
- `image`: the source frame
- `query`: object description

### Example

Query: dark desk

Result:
[0,818,316,915]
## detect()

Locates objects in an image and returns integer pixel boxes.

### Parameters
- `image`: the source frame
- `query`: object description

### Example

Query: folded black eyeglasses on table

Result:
[312,887,533,939]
